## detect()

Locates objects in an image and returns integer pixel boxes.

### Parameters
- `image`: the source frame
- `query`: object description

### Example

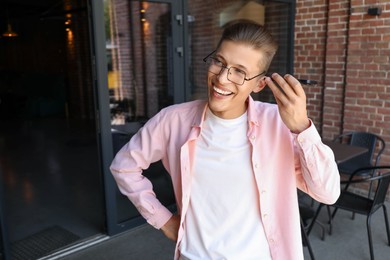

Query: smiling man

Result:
[110,20,340,260]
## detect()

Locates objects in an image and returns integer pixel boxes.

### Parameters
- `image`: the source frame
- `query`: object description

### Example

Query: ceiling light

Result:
[2,22,18,37]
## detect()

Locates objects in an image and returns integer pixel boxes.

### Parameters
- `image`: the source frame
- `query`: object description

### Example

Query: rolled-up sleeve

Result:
[293,122,340,204]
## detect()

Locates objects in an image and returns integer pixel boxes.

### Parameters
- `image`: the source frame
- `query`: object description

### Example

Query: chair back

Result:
[350,132,378,163]
[111,129,132,154]
[371,172,390,213]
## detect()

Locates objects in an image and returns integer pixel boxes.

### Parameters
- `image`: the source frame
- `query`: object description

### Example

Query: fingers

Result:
[265,74,288,105]
[161,214,180,242]
[265,73,306,104]
[265,73,310,133]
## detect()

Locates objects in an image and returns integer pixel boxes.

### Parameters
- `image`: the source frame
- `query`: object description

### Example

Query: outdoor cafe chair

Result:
[332,131,386,221]
[310,166,390,260]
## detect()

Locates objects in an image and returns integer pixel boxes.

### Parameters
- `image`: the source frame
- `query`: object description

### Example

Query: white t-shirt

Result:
[180,109,271,260]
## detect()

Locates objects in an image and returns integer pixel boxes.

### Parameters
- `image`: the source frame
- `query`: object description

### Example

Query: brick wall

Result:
[295,0,390,166]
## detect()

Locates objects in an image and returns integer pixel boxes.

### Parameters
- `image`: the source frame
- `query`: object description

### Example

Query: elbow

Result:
[319,181,341,205]
[323,189,340,205]
[310,173,341,205]
[321,164,341,205]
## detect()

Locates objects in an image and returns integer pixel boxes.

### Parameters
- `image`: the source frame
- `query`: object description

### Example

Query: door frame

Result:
[90,0,186,235]
[0,173,10,260]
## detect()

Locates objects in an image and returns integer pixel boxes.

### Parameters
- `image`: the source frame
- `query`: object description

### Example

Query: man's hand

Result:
[265,73,310,134]
[160,214,181,242]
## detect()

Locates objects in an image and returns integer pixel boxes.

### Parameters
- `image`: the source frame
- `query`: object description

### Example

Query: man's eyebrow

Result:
[215,53,249,72]
[214,53,225,61]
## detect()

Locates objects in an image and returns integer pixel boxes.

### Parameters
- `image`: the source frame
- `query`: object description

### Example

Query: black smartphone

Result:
[298,79,318,85]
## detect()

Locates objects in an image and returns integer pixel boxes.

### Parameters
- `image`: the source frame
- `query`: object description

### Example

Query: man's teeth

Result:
[213,86,233,96]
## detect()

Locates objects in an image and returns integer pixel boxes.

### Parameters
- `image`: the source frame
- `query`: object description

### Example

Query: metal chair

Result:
[332,131,386,221]
[311,166,390,260]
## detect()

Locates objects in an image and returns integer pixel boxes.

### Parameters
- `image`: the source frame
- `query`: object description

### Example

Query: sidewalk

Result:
[61,224,175,260]
[61,202,390,260]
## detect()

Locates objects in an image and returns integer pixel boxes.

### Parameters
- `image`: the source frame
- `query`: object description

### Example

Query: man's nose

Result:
[217,67,230,83]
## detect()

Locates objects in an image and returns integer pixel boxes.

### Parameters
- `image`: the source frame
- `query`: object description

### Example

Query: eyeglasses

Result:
[203,51,267,85]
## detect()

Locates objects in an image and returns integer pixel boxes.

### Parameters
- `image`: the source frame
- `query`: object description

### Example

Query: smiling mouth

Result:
[213,86,233,96]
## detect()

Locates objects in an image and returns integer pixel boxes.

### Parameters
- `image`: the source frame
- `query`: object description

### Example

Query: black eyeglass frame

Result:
[202,51,267,85]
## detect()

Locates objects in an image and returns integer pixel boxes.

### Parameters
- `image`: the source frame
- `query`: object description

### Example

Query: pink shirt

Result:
[110,97,340,260]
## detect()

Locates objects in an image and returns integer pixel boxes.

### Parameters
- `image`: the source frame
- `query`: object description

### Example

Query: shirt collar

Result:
[247,96,260,127]
[195,96,259,128]
[191,100,208,129]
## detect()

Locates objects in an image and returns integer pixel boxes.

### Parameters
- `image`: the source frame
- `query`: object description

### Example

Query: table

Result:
[322,140,368,164]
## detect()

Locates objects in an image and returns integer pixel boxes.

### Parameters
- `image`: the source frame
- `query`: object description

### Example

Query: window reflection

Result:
[105,0,173,125]
[104,0,176,224]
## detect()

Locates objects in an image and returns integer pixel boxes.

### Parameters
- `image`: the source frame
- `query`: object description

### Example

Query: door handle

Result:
[175,14,183,25]
[176,47,183,57]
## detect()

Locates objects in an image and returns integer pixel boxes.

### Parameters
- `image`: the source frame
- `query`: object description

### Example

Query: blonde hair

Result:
[216,19,278,71]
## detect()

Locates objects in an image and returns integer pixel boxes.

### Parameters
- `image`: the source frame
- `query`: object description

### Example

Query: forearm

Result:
[111,167,173,229]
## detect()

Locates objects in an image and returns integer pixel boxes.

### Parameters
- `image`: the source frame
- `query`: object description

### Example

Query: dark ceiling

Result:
[0,0,83,25]
[1,0,88,33]
[2,0,64,18]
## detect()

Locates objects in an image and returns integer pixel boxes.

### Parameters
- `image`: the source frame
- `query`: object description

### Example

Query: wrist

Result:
[292,119,311,134]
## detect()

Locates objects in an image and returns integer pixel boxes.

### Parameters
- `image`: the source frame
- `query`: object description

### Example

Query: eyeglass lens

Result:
[206,58,245,85]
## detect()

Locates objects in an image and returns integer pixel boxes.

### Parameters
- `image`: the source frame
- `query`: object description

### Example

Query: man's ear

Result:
[252,77,267,93]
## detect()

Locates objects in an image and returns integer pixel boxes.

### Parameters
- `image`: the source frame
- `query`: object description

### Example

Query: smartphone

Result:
[298,79,318,85]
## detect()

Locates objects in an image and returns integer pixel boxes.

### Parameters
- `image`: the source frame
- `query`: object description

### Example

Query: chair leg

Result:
[328,206,334,235]
[314,220,326,241]
[383,205,390,246]
[301,218,315,260]
[367,215,375,260]
[308,203,323,236]
[305,204,327,240]
[331,206,338,219]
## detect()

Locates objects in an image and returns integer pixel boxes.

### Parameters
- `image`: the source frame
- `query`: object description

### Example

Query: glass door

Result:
[0,0,106,259]
[94,0,185,235]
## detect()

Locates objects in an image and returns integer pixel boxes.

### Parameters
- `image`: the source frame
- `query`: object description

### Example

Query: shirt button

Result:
[251,135,256,140]
[263,214,268,219]
[269,239,275,243]
[255,163,259,168]
[261,190,266,194]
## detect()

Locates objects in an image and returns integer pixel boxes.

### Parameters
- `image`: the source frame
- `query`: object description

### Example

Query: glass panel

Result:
[107,0,173,125]
[0,0,104,257]
[187,0,293,103]
[105,0,175,223]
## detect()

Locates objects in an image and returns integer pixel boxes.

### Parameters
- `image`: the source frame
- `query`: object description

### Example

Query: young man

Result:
[110,20,340,260]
